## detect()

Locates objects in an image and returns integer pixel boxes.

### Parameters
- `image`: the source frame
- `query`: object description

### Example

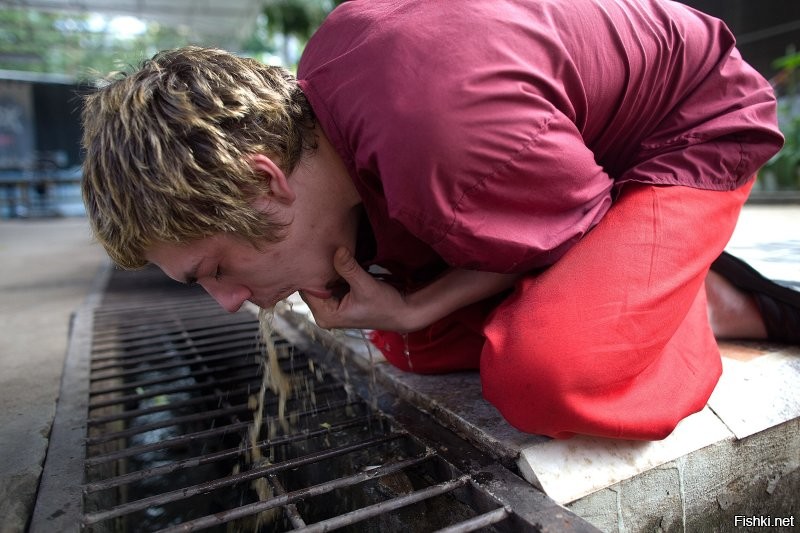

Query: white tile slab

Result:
[517,406,732,505]
[708,344,800,439]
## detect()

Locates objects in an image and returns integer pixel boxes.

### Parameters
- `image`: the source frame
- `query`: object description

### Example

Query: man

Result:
[82,0,793,440]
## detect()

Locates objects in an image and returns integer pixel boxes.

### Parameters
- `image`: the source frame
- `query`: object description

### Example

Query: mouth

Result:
[301,278,350,300]
[299,287,333,299]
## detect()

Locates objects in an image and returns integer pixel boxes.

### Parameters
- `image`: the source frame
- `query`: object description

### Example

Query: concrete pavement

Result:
[0,218,106,533]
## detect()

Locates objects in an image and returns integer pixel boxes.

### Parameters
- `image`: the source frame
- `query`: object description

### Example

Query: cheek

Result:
[240,250,289,284]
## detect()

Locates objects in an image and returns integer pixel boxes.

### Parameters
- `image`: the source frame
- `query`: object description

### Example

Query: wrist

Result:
[397,289,438,333]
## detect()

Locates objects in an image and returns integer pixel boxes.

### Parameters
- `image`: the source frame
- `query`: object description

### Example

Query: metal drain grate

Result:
[31,266,596,532]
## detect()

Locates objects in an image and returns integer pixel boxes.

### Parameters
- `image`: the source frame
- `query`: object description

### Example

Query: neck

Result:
[290,125,362,255]
[314,125,362,209]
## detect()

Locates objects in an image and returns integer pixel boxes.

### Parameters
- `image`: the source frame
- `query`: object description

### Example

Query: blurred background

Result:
[0,0,799,218]
[0,0,347,219]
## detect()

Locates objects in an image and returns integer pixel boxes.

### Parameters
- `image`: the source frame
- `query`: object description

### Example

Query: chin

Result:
[264,288,297,309]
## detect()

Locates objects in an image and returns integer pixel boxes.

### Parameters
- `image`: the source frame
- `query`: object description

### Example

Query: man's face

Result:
[146,230,342,313]
[147,128,361,313]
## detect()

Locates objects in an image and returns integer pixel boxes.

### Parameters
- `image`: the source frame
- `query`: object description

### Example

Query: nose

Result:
[200,282,252,313]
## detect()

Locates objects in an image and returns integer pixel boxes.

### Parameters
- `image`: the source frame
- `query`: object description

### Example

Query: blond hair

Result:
[81,46,316,268]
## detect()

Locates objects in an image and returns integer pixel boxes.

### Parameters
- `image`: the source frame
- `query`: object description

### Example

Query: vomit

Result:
[242,303,383,529]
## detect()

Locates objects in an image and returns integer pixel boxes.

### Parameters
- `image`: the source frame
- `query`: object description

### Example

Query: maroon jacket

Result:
[298,0,783,282]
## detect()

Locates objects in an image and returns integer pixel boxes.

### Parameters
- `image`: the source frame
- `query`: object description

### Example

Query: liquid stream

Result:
[237,303,386,529]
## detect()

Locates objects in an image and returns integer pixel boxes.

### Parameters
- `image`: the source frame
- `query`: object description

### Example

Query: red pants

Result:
[371,181,753,440]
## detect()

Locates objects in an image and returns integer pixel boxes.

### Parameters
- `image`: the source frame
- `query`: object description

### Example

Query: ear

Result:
[249,154,296,205]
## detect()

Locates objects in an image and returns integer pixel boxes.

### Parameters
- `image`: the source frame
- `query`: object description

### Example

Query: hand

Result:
[300,247,417,332]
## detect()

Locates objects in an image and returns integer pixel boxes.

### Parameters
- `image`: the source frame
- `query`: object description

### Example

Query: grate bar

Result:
[87,381,343,426]
[83,432,409,524]
[293,475,472,533]
[90,323,255,354]
[87,384,260,425]
[88,360,259,395]
[84,415,381,492]
[92,299,239,324]
[432,507,512,533]
[84,408,378,468]
[91,310,216,333]
[90,348,257,382]
[93,310,233,330]
[85,402,254,444]
[93,294,211,314]
[269,474,308,529]
[88,344,306,394]
[154,453,436,533]
[88,374,261,409]
[90,329,265,364]
[90,335,263,371]
[86,396,361,445]
[86,390,356,446]
[84,420,253,466]
[90,326,268,358]
[84,434,248,490]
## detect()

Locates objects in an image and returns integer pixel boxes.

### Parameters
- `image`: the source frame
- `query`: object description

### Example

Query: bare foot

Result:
[705,270,768,339]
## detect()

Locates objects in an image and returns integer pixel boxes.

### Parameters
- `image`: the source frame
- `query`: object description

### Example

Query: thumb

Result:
[333,247,369,289]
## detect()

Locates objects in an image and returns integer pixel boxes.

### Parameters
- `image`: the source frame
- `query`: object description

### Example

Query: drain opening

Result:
[33,266,597,532]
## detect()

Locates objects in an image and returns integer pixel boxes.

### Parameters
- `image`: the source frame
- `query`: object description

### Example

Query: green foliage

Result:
[263,0,326,40]
[262,0,346,38]
[254,0,346,67]
[773,51,800,72]
[0,8,190,79]
[761,49,800,190]
[0,2,348,77]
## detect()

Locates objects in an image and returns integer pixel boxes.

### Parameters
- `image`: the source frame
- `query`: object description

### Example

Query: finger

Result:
[332,247,372,291]
[299,291,340,329]
[299,290,335,313]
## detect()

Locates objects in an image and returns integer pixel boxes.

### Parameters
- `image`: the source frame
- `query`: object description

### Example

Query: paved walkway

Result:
[0,218,106,533]
[724,204,800,287]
